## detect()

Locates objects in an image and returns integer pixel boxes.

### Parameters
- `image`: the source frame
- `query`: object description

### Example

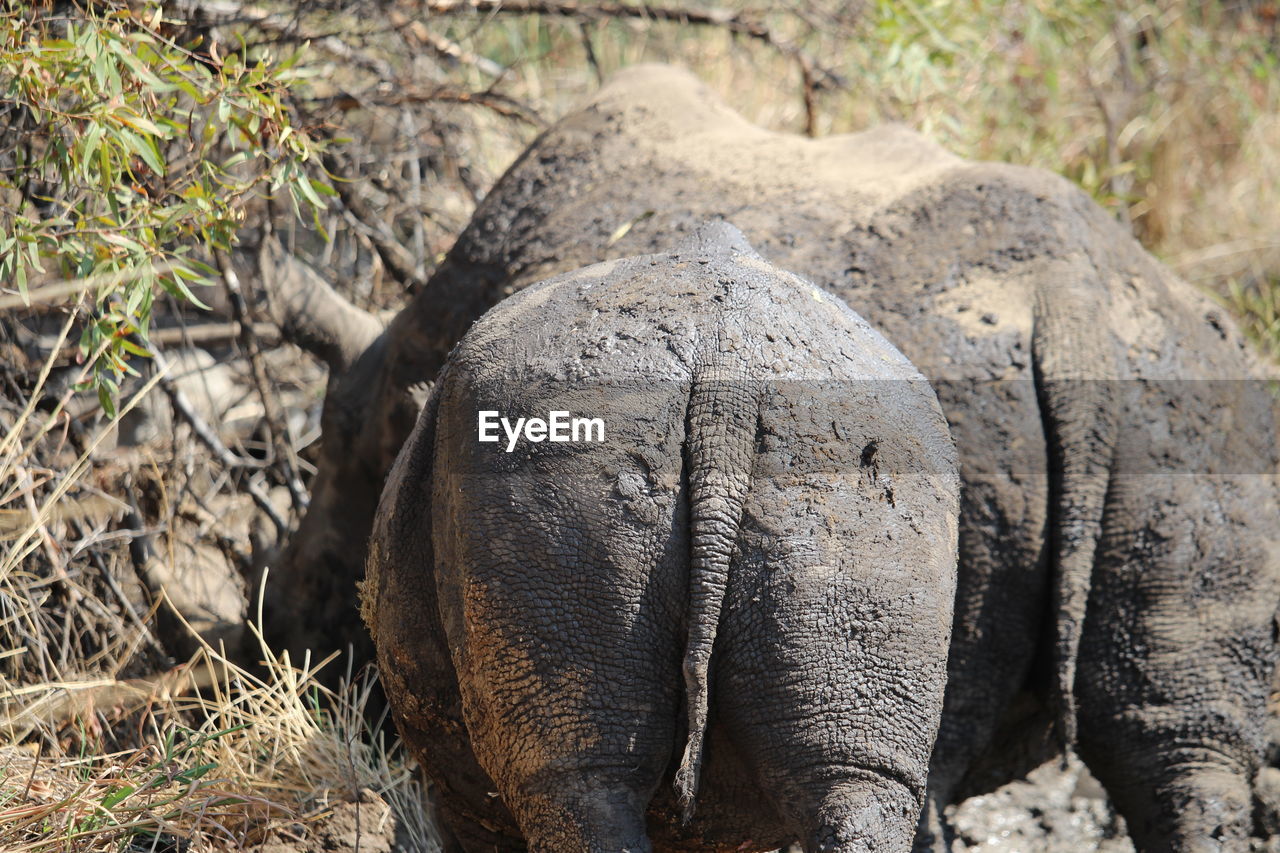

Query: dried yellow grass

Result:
[1,329,436,850]
[0,589,438,852]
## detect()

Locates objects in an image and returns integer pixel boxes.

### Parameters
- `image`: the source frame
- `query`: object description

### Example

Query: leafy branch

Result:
[0,1,330,412]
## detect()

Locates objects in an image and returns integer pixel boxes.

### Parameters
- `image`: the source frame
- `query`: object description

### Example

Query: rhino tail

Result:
[1031,272,1118,751]
[674,357,759,824]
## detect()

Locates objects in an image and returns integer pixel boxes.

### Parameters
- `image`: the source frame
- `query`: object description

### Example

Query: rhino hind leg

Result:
[1077,638,1261,852]
[798,776,920,853]
[715,543,936,853]
[432,384,692,852]
[1080,744,1253,851]
[1075,465,1278,851]
[714,482,954,850]
[515,774,654,853]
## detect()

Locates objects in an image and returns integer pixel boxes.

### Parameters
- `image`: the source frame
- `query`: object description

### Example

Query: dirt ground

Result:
[951,758,1280,853]
[949,759,1132,852]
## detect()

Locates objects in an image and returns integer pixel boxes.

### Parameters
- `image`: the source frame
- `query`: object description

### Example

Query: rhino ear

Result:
[407,380,435,414]
[257,234,384,377]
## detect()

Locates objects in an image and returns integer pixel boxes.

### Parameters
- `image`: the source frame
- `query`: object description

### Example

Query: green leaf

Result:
[101,232,146,253]
[25,240,44,274]
[161,272,211,310]
[115,126,166,174]
[107,39,165,90]
[118,110,171,140]
[118,337,151,358]
[97,383,116,418]
[308,178,337,198]
[117,350,141,377]
[178,762,217,782]
[174,77,202,100]
[293,173,326,210]
[78,326,95,358]
[80,123,105,182]
[138,137,165,174]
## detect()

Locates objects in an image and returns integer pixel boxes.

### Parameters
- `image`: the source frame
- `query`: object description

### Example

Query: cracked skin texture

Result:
[365,224,960,852]
[298,64,1280,850]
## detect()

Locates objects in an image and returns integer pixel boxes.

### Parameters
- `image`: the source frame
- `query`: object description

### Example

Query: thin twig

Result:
[578,19,603,85]
[321,151,429,293]
[215,251,310,515]
[87,549,169,662]
[304,84,542,124]
[9,435,75,609]
[150,349,288,538]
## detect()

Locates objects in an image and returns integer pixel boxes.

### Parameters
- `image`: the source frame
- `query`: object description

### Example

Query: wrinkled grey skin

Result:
[285,65,1280,851]
[363,225,960,852]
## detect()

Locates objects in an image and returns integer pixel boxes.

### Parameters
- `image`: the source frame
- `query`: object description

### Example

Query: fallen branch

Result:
[2,662,215,737]
[257,234,386,373]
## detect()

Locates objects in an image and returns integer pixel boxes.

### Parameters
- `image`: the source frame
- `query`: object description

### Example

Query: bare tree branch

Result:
[320,151,431,293]
[304,84,543,124]
[387,8,508,77]
[257,234,386,374]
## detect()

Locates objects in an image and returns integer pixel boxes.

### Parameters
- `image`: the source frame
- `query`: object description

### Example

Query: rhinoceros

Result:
[363,224,960,851]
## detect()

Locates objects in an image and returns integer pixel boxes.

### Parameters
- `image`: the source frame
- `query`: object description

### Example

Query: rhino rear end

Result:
[702,353,958,853]
[379,224,959,853]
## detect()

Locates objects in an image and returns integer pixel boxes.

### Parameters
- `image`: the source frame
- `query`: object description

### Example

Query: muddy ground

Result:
[949,759,1132,852]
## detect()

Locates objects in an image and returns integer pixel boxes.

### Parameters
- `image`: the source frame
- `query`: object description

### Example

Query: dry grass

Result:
[0,329,435,851]
[0,653,436,851]
[0,587,438,852]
